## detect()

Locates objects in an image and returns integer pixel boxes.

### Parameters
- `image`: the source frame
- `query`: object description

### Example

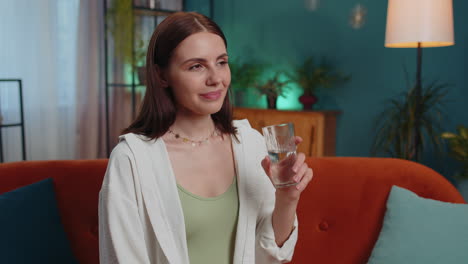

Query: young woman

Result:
[99,11,313,264]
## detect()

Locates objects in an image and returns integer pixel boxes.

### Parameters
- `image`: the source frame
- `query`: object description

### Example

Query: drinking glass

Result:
[262,123,298,188]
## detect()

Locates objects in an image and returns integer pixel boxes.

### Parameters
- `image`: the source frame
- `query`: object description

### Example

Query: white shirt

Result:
[99,119,298,263]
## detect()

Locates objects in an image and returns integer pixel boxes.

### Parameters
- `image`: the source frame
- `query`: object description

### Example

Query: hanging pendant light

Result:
[349,3,367,29]
[305,0,320,11]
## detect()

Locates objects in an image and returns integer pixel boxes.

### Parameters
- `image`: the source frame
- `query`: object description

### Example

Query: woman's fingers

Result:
[296,168,313,191]
[261,155,271,177]
[292,152,306,173]
[293,163,308,183]
[263,151,313,192]
[294,136,303,145]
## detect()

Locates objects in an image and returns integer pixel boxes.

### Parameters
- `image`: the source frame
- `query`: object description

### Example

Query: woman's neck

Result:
[171,112,216,140]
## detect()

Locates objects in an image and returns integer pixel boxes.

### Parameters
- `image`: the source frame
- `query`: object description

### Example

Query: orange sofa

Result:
[0,157,465,263]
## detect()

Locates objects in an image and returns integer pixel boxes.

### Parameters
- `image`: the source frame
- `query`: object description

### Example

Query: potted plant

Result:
[254,71,291,109]
[288,56,350,110]
[229,58,264,106]
[371,79,450,162]
[107,0,147,84]
[441,126,468,193]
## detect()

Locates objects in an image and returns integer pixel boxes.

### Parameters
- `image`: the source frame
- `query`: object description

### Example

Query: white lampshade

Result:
[385,0,454,48]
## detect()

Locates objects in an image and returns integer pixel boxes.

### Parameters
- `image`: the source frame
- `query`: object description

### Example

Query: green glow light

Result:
[277,83,302,110]
[238,69,303,110]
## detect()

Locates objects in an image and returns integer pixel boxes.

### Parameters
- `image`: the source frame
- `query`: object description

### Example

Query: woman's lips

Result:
[200,90,222,100]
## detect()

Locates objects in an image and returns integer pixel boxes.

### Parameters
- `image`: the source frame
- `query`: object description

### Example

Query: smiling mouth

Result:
[200,90,222,100]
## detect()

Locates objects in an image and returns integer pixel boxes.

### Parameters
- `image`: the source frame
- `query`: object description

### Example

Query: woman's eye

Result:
[218,60,228,66]
[189,64,203,71]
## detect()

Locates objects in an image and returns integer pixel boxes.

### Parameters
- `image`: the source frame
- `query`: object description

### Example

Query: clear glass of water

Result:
[262,123,298,188]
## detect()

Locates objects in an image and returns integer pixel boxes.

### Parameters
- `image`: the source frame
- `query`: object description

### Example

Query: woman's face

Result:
[164,32,231,116]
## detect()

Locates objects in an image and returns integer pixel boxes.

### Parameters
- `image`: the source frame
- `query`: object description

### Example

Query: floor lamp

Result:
[384,0,454,160]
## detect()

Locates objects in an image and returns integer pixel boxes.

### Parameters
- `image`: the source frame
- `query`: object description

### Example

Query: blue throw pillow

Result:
[0,178,79,264]
[368,185,468,264]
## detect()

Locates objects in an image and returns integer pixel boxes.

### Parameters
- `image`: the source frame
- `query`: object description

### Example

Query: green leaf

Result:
[372,77,450,162]
[441,132,457,139]
[288,55,350,95]
[441,125,468,179]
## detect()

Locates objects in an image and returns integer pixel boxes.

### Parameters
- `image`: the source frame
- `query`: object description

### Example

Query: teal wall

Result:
[187,0,468,181]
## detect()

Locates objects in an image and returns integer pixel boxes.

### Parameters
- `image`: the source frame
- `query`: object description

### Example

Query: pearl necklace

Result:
[168,128,219,147]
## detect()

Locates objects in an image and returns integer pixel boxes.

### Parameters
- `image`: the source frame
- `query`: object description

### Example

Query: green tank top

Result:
[177,177,239,264]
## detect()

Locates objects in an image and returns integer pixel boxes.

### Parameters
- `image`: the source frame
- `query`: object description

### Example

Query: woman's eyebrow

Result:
[181,53,228,65]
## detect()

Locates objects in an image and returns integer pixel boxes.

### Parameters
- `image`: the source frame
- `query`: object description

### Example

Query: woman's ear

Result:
[155,65,169,88]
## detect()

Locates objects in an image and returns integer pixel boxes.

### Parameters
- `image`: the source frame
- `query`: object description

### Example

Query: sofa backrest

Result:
[0,157,464,264]
[0,159,107,264]
[294,157,465,264]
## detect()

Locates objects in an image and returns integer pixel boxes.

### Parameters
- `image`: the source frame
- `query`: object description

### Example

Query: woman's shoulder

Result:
[232,119,251,129]
[232,119,265,152]
[119,132,155,144]
[115,133,161,153]
[108,139,133,161]
[109,132,150,159]
[233,119,263,140]
[110,133,165,168]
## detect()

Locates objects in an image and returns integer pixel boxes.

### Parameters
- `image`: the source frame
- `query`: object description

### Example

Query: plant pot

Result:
[266,94,278,109]
[299,94,318,110]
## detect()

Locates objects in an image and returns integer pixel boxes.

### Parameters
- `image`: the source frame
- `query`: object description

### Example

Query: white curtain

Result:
[75,0,106,159]
[0,0,187,162]
[0,0,89,162]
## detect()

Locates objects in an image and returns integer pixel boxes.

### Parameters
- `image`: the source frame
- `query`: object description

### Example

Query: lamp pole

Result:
[413,42,422,161]
[385,0,454,162]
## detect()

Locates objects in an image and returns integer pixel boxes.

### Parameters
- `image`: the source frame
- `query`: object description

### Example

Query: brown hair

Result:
[122,12,237,140]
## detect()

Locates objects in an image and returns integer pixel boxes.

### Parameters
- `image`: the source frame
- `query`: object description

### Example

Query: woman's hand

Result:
[260,136,313,246]
[261,136,314,202]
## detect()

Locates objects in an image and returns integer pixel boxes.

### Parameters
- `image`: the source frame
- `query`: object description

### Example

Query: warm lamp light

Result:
[384,0,454,161]
[385,0,454,48]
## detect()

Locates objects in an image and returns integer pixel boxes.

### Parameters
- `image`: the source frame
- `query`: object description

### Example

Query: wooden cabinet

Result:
[233,107,339,157]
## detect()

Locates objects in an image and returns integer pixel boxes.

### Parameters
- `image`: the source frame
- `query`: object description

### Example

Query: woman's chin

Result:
[179,103,225,116]
[204,104,225,115]
[198,98,226,114]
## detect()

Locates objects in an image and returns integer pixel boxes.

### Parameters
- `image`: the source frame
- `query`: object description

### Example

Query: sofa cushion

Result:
[0,178,79,264]
[367,185,468,263]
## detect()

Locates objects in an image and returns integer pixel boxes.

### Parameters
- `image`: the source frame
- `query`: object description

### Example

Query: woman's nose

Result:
[206,68,223,86]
